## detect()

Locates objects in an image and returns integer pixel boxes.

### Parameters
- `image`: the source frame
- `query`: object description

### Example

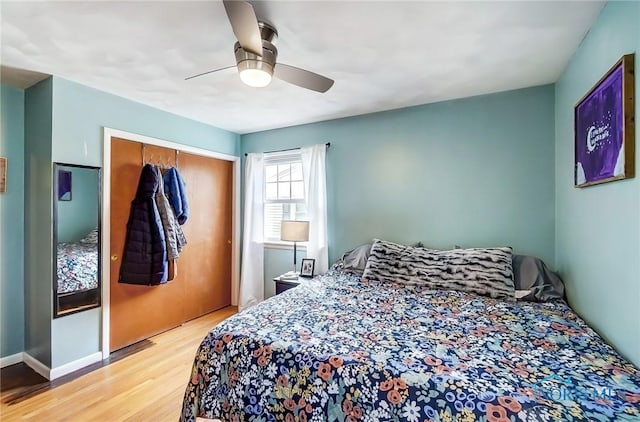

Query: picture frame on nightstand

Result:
[300,258,315,278]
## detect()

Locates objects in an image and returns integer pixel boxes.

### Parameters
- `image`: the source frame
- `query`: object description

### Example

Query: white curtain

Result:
[301,145,329,274]
[238,153,265,311]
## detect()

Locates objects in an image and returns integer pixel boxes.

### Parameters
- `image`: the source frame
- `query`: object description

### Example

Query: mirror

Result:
[53,163,102,318]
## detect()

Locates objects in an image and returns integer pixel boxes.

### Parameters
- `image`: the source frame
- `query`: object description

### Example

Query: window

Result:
[263,152,307,242]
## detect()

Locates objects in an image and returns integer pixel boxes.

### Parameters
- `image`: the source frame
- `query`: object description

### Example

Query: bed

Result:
[56,241,99,294]
[181,244,640,421]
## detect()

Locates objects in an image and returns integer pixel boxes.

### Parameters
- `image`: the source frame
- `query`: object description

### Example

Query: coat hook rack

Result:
[141,144,180,169]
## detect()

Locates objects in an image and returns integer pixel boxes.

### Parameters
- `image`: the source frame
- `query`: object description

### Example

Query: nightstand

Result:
[274,275,302,295]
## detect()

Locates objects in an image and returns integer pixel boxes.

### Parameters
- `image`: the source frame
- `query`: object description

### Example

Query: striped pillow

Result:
[362,239,515,300]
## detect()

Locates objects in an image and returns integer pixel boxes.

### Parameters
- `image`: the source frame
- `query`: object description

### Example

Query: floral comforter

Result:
[181,269,640,422]
[56,242,98,294]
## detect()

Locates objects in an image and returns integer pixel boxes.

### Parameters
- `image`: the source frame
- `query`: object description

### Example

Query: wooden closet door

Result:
[109,137,232,352]
[179,152,233,321]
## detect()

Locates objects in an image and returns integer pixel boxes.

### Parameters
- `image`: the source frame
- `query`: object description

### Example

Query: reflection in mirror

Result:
[53,163,101,318]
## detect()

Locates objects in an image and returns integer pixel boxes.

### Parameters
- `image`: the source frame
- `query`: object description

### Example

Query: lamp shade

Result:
[280,220,309,242]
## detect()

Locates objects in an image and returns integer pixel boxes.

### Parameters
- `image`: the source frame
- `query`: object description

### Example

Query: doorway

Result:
[101,129,240,355]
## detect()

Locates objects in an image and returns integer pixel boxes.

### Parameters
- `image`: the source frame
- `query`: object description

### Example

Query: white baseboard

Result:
[10,351,103,381]
[49,352,102,380]
[23,353,51,380]
[0,352,24,368]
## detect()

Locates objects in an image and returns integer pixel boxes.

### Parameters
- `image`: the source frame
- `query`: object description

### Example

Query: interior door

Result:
[109,137,232,352]
[179,152,233,321]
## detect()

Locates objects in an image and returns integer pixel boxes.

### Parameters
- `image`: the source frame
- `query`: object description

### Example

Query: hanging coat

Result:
[163,167,189,225]
[119,164,168,285]
[154,166,186,260]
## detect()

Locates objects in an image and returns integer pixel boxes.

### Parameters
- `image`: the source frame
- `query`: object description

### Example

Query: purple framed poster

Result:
[575,54,635,188]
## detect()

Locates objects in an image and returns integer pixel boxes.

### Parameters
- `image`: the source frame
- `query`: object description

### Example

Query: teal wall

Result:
[3,75,239,366]
[51,305,102,367]
[23,78,54,366]
[554,1,640,366]
[56,166,99,243]
[6,3,637,371]
[0,85,25,357]
[242,85,556,297]
[49,77,240,368]
[51,77,239,167]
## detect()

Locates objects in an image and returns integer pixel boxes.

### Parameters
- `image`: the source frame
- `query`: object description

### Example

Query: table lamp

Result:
[280,220,309,276]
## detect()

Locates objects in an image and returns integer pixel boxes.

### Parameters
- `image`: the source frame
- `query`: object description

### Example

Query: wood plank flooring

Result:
[0,306,237,421]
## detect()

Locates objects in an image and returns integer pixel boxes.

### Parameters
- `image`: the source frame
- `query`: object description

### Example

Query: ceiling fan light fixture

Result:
[235,40,276,88]
[239,67,272,88]
[186,9,334,93]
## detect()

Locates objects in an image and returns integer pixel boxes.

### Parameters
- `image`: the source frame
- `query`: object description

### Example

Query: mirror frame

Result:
[53,162,102,318]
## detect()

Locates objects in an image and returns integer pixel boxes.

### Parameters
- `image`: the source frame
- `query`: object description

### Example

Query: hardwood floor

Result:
[0,306,236,421]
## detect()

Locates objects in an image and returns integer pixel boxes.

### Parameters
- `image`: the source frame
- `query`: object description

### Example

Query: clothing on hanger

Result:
[163,167,189,226]
[154,166,186,261]
[119,164,168,285]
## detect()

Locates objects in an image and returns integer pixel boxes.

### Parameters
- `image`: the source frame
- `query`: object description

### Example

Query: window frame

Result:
[262,151,307,245]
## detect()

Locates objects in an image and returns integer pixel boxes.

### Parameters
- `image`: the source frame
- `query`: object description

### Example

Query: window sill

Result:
[264,241,307,251]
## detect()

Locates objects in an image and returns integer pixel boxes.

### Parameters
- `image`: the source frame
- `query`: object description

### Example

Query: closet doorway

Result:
[107,135,235,352]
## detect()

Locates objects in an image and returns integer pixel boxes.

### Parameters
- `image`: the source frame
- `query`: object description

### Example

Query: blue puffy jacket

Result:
[163,167,189,225]
[119,164,168,285]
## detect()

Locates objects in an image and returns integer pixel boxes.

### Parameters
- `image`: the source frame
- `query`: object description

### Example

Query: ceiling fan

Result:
[185,0,334,93]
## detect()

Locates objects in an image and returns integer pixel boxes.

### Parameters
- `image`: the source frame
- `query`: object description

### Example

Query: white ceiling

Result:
[1,1,603,134]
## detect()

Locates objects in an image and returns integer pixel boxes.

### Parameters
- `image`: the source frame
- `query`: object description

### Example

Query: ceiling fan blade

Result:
[223,0,263,56]
[274,63,334,93]
[184,65,236,81]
